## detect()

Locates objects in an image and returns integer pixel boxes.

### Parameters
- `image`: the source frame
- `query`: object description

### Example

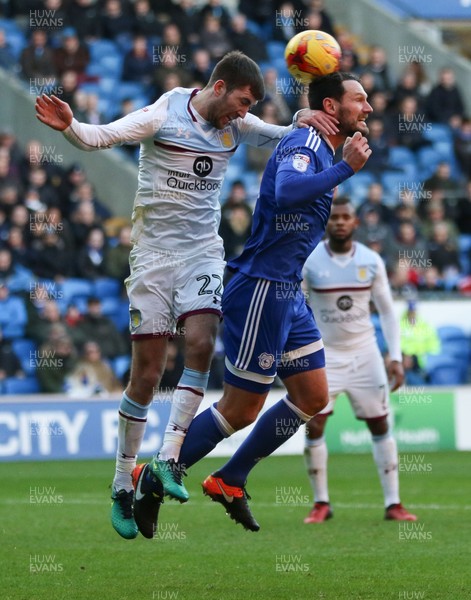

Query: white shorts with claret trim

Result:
[319,346,389,420]
[125,244,225,339]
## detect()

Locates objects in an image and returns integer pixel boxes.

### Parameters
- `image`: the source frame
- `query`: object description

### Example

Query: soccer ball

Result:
[285,30,341,85]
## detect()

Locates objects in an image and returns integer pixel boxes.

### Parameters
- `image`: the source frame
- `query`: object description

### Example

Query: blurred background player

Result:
[303,197,417,523]
[36,51,338,540]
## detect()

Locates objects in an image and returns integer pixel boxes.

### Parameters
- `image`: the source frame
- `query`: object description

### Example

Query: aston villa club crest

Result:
[218,128,234,148]
[356,266,369,283]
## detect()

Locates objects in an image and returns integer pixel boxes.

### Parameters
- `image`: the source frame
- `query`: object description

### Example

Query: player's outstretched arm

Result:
[35,94,73,131]
[295,109,339,136]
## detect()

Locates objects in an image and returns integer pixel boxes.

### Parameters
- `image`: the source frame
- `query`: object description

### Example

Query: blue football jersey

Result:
[228,126,354,283]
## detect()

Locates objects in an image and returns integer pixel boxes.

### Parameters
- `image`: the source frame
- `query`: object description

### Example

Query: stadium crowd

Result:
[0,0,470,391]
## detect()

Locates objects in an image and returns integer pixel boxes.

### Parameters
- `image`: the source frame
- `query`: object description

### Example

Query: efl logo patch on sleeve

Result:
[292,153,310,172]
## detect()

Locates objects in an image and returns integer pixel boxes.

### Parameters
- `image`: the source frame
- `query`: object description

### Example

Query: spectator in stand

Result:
[26,298,67,344]
[423,161,462,209]
[74,92,106,125]
[261,68,292,125]
[304,0,336,37]
[0,247,32,293]
[417,265,445,293]
[426,67,465,125]
[133,0,161,42]
[421,201,460,245]
[198,0,232,32]
[0,183,22,217]
[388,221,429,290]
[8,203,31,240]
[427,223,461,287]
[229,13,268,64]
[0,28,17,72]
[20,29,56,80]
[66,341,121,397]
[169,0,201,47]
[53,27,90,81]
[36,325,78,393]
[358,182,393,223]
[57,69,79,107]
[160,22,191,61]
[361,45,393,95]
[218,202,252,262]
[0,208,8,243]
[0,328,24,380]
[70,201,102,247]
[30,228,73,280]
[0,283,27,339]
[6,227,34,269]
[400,300,440,384]
[453,118,471,177]
[200,14,233,62]
[238,0,272,33]
[368,90,395,140]
[221,180,250,218]
[20,138,65,187]
[391,67,425,111]
[362,117,390,176]
[153,47,191,94]
[272,1,305,43]
[105,224,132,282]
[189,48,212,87]
[122,35,154,88]
[394,95,431,152]
[25,166,60,208]
[68,0,102,41]
[355,206,392,252]
[100,0,134,46]
[71,181,111,220]
[73,297,127,359]
[76,227,109,280]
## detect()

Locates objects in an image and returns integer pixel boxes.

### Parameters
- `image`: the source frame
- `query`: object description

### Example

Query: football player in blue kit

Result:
[136,71,373,532]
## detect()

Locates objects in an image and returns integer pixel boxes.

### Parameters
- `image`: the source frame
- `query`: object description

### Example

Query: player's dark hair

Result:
[208,50,265,100]
[332,195,356,213]
[308,72,361,111]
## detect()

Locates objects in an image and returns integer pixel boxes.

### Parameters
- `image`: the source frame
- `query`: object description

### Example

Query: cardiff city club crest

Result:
[356,266,369,283]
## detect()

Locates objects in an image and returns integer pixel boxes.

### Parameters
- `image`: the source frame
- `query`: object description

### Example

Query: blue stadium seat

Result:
[60,279,94,303]
[348,171,377,205]
[88,39,120,62]
[3,376,40,394]
[94,277,121,298]
[416,146,443,178]
[100,297,120,317]
[267,41,287,62]
[423,124,452,144]
[5,30,26,59]
[11,339,38,376]
[437,325,467,343]
[388,146,417,174]
[426,354,467,385]
[112,355,130,379]
[114,82,148,102]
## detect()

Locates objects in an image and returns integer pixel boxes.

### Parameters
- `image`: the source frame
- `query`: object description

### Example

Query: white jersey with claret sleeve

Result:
[62,87,291,255]
[303,240,393,355]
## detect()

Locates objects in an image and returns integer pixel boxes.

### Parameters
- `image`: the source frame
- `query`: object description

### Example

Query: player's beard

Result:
[338,106,369,136]
[329,228,354,246]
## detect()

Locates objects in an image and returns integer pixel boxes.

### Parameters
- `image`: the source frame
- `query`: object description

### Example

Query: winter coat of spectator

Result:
[105,225,132,281]
[66,341,121,397]
[76,227,109,280]
[426,68,465,124]
[229,13,268,64]
[20,29,56,80]
[122,36,154,87]
[453,118,471,177]
[0,247,33,293]
[68,0,103,41]
[30,230,73,280]
[53,27,90,78]
[36,327,78,393]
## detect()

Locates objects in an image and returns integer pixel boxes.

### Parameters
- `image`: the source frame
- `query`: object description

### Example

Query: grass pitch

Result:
[2,452,470,600]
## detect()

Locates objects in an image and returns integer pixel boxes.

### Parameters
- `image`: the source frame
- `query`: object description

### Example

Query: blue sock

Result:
[218,399,303,487]
[179,407,225,468]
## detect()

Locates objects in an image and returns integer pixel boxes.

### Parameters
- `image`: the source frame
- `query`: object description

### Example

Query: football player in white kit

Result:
[36,51,339,539]
[303,196,417,523]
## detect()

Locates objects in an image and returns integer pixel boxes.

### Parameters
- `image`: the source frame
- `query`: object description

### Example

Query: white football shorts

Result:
[319,346,389,420]
[125,244,225,338]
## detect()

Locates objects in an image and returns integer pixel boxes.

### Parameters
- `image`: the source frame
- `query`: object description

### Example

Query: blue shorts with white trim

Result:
[222,272,325,393]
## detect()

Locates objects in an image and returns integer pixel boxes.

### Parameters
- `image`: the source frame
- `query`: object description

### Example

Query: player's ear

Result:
[323,97,336,116]
[213,80,226,97]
